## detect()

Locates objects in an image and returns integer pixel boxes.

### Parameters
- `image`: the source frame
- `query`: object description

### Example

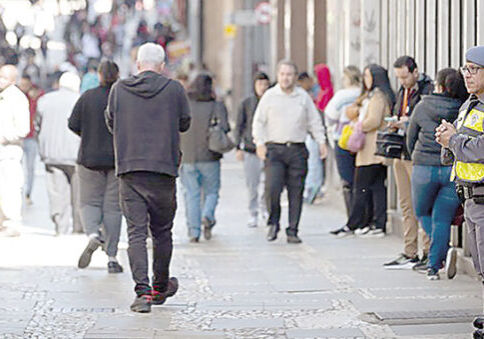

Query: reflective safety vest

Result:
[451,105,484,183]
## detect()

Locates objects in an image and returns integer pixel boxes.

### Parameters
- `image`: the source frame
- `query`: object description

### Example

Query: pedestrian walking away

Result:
[384,56,433,270]
[37,72,82,235]
[179,73,231,242]
[68,60,124,274]
[106,42,191,313]
[0,65,30,237]
[436,46,484,338]
[252,59,328,244]
[235,72,271,228]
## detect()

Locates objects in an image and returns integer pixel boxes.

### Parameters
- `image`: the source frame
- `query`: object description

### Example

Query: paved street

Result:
[0,157,482,338]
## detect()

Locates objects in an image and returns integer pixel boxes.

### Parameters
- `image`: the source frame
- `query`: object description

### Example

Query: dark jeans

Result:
[347,164,387,231]
[334,144,355,186]
[334,144,356,217]
[119,171,177,296]
[265,143,308,235]
[411,165,459,271]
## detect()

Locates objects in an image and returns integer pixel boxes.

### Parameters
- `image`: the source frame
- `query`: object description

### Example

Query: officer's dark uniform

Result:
[443,46,484,338]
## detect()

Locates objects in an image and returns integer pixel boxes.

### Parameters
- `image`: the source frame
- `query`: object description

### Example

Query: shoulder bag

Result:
[208,102,235,154]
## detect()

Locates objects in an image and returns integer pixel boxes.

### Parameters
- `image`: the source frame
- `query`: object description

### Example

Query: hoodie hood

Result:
[314,63,334,111]
[119,71,171,98]
[419,93,462,123]
[418,73,433,90]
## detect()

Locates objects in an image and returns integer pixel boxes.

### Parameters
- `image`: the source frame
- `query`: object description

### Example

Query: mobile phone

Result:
[384,116,398,122]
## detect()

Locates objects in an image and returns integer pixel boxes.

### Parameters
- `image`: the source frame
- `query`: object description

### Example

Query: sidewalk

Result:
[0,158,482,338]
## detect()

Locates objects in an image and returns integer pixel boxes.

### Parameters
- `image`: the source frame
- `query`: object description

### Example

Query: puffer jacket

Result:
[407,93,462,166]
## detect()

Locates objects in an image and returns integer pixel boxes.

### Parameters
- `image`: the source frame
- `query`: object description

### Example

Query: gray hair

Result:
[59,72,80,92]
[277,59,298,74]
[137,42,166,65]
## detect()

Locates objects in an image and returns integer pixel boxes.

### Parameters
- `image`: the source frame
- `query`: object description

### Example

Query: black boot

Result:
[474,317,484,329]
[474,329,484,339]
[286,228,302,244]
[342,183,353,218]
[267,224,279,241]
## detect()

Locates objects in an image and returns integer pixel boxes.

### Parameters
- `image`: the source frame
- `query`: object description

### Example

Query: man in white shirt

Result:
[253,60,328,243]
[37,72,81,235]
[0,65,30,237]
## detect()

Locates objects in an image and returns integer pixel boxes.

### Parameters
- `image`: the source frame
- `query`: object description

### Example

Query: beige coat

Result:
[355,89,390,167]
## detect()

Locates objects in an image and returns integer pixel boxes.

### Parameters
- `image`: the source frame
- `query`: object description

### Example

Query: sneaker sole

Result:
[130,304,151,313]
[354,227,370,236]
[383,262,417,270]
[446,248,458,279]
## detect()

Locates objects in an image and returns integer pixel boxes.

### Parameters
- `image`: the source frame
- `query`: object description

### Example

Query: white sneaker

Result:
[259,212,269,226]
[247,215,257,228]
[354,226,370,236]
[383,254,419,270]
[335,226,354,238]
[362,227,385,238]
[445,248,458,279]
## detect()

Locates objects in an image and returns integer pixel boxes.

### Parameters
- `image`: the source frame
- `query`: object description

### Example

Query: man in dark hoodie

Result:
[105,42,191,313]
[235,72,270,228]
[384,56,433,270]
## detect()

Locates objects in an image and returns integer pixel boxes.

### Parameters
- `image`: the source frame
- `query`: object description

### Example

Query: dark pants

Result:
[119,171,177,296]
[334,144,373,224]
[334,144,356,216]
[265,143,308,235]
[347,164,387,231]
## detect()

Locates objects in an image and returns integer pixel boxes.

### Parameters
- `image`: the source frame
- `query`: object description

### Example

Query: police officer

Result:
[436,46,484,338]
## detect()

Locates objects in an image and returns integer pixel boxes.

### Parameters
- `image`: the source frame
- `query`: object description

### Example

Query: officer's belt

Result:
[458,184,484,200]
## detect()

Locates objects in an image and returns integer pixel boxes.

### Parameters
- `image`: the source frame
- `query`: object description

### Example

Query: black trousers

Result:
[265,143,308,235]
[119,171,177,296]
[347,164,387,231]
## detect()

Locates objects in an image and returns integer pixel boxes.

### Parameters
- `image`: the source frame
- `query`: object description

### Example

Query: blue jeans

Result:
[180,161,221,238]
[304,136,323,202]
[334,143,355,186]
[411,165,460,271]
[23,138,38,198]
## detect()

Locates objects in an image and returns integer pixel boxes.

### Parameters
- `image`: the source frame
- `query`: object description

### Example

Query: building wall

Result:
[326,0,484,89]
[202,0,235,110]
[289,0,308,72]
[324,0,483,230]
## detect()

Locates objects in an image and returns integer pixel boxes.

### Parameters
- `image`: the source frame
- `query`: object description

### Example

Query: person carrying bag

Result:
[208,101,234,154]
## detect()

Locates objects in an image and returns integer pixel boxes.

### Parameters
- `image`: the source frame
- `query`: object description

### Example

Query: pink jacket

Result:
[314,63,334,112]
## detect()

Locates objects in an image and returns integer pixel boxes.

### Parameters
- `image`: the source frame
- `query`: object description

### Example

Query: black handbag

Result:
[208,102,235,154]
[375,130,405,159]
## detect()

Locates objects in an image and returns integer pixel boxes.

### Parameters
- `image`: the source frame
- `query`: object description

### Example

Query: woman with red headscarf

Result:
[302,64,334,203]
